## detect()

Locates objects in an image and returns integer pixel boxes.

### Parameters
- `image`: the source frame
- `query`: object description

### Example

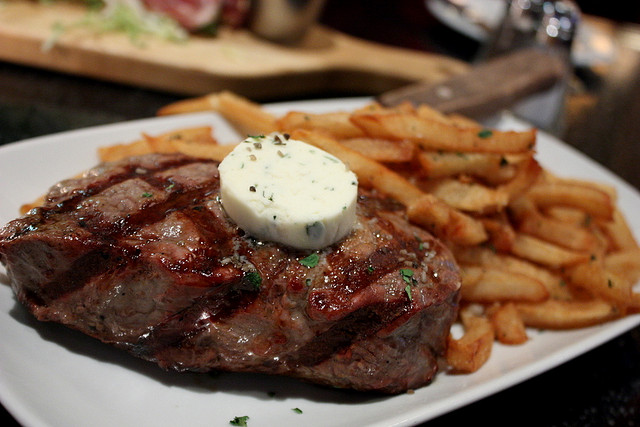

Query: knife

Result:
[376,47,568,122]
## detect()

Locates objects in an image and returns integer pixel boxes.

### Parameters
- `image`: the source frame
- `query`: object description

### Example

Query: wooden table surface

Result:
[1,1,639,426]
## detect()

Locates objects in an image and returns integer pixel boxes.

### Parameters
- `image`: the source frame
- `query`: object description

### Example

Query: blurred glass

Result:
[249,0,326,44]
[478,0,581,134]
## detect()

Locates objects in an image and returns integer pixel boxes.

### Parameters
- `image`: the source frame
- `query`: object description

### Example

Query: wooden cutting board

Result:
[0,0,468,99]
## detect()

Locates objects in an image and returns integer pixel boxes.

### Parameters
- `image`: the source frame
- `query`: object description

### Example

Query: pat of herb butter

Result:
[218,133,358,250]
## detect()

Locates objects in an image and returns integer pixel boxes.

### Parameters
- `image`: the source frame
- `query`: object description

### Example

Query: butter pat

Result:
[218,133,358,250]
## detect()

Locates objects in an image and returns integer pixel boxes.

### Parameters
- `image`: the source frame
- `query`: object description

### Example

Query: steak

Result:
[0,153,460,394]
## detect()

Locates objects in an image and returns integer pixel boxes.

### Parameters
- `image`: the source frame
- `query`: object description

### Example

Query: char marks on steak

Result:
[0,153,460,394]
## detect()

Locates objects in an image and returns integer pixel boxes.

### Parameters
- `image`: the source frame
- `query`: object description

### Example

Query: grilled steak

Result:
[0,153,460,393]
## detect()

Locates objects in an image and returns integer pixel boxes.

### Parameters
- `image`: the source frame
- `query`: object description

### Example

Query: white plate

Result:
[1,98,639,427]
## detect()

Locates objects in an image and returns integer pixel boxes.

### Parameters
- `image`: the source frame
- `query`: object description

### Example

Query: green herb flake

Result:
[477,129,493,138]
[367,266,374,274]
[299,253,320,268]
[405,284,413,301]
[229,415,250,426]
[400,268,414,285]
[141,192,153,198]
[324,155,339,163]
[245,271,262,290]
[292,408,303,414]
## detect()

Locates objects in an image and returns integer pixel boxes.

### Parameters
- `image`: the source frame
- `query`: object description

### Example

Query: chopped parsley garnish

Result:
[400,268,415,285]
[141,192,153,198]
[405,284,413,301]
[292,408,303,414]
[244,271,262,290]
[477,129,493,138]
[229,415,250,426]
[299,253,319,268]
[324,155,339,163]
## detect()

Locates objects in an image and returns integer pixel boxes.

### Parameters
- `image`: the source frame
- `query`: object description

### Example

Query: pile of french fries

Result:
[96,91,640,374]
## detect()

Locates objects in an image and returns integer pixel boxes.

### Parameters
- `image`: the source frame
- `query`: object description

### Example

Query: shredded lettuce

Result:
[42,0,188,51]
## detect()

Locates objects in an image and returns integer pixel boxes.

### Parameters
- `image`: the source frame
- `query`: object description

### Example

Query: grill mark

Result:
[8,156,211,241]
[131,279,260,362]
[83,183,220,238]
[32,188,222,301]
[308,216,418,320]
[286,300,406,368]
[39,245,130,301]
[25,158,229,302]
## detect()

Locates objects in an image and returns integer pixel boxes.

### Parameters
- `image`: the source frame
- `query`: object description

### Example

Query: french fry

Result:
[497,156,543,200]
[447,113,484,129]
[510,233,591,268]
[98,138,153,162]
[415,103,455,124]
[416,150,525,184]
[478,213,516,252]
[339,137,416,163]
[543,172,618,201]
[350,113,537,153]
[460,265,549,303]
[526,181,614,220]
[216,91,279,136]
[446,306,494,373]
[452,245,572,300]
[421,178,510,213]
[407,194,488,246]
[98,127,218,162]
[509,195,599,253]
[604,248,640,285]
[170,141,236,161]
[159,91,278,136]
[277,111,366,139]
[515,299,619,329]
[156,93,221,115]
[599,208,640,251]
[565,260,633,309]
[486,303,528,345]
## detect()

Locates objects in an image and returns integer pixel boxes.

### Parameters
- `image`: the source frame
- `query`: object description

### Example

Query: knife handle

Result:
[377,47,567,119]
